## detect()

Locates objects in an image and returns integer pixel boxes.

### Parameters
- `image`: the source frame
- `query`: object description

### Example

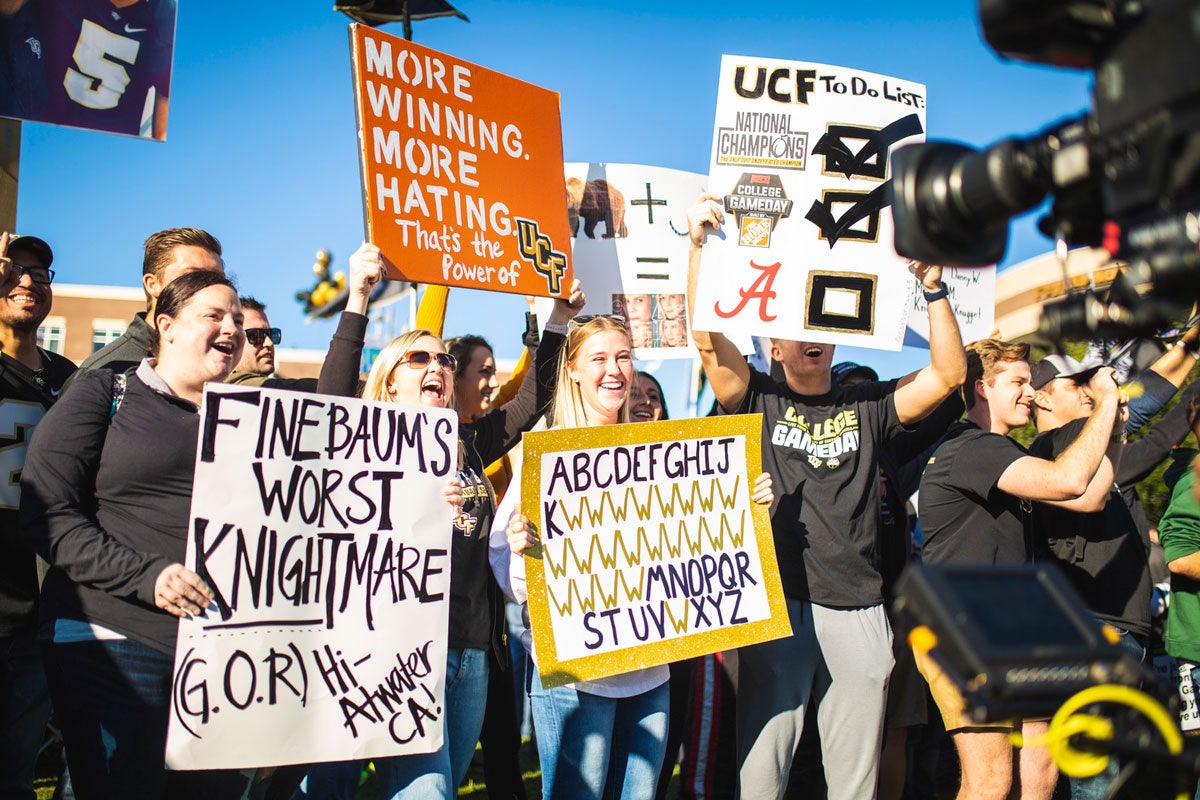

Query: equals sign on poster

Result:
[636,256,669,281]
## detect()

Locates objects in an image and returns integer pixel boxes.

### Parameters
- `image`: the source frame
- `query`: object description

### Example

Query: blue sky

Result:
[14,1,1092,410]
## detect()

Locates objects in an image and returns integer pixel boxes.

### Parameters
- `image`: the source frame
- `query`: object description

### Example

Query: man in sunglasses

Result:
[0,233,76,800]
[227,297,317,391]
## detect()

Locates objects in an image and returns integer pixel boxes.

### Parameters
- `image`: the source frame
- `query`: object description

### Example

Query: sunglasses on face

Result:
[245,327,281,346]
[4,262,54,285]
[398,350,457,371]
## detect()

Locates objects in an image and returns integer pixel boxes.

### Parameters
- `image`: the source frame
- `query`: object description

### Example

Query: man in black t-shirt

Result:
[0,233,76,799]
[918,340,1121,800]
[686,196,967,800]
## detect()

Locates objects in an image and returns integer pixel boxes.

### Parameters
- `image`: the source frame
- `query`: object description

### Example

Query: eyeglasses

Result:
[569,314,626,330]
[398,350,457,371]
[245,327,281,347]
[3,262,54,285]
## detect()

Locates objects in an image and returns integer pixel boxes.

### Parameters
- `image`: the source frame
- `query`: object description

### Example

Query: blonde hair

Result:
[549,317,633,428]
[362,328,455,408]
[964,338,1030,410]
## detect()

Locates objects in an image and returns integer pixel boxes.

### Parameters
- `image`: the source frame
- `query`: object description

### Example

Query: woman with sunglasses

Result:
[490,318,773,800]
[313,242,583,800]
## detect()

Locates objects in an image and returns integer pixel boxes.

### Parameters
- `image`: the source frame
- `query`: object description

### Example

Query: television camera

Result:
[890,0,1200,341]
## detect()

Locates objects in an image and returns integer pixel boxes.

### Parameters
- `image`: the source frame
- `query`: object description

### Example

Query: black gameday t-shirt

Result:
[919,421,1029,566]
[728,367,904,607]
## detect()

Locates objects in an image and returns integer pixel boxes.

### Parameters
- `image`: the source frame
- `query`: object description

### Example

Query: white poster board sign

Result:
[693,56,927,351]
[905,266,996,346]
[562,163,707,360]
[165,385,456,769]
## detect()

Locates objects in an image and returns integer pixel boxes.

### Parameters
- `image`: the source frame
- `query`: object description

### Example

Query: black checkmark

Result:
[812,113,924,180]
[805,184,889,247]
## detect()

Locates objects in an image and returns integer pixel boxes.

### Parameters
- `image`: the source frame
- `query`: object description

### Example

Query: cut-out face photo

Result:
[655,293,685,320]
[659,317,688,348]
[613,293,653,323]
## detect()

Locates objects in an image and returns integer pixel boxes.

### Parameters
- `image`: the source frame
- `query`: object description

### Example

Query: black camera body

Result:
[891,0,1200,340]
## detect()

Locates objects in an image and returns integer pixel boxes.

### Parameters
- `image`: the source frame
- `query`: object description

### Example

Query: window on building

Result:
[38,316,66,354]
[92,319,127,352]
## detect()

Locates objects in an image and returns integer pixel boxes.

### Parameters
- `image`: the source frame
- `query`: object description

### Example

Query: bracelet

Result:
[1176,339,1200,358]
[543,321,567,335]
[923,285,949,303]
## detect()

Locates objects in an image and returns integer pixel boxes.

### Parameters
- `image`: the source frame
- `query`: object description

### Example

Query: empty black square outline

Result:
[805,271,876,334]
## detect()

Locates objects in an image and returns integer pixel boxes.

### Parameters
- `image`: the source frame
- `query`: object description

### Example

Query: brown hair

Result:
[142,228,223,306]
[634,370,669,421]
[964,339,1030,410]
[149,271,238,357]
[446,335,492,381]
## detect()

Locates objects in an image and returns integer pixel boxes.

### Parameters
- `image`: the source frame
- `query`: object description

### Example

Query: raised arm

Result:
[687,194,751,412]
[995,368,1122,506]
[317,242,384,397]
[1118,378,1200,487]
[1147,323,1200,388]
[893,263,966,425]
[471,281,583,464]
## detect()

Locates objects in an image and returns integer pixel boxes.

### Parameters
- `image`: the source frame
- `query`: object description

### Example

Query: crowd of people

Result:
[0,192,1199,800]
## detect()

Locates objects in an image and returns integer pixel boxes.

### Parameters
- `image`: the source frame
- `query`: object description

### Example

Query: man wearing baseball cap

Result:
[0,232,76,799]
[1030,344,1200,800]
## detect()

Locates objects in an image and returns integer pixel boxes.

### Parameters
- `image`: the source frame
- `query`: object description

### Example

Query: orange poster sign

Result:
[350,25,573,298]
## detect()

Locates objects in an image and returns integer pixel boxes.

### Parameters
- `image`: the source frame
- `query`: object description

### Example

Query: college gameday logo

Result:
[723,173,793,248]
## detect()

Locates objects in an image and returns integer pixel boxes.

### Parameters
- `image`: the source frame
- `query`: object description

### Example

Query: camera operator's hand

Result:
[908,260,943,291]
[687,193,724,247]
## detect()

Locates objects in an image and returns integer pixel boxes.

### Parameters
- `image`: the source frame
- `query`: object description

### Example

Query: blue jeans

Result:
[375,647,490,800]
[0,631,51,800]
[290,760,362,800]
[529,670,669,800]
[42,636,248,800]
[1069,626,1147,800]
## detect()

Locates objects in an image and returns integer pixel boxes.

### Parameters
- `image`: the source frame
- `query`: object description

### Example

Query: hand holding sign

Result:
[687,194,725,247]
[750,472,774,505]
[908,260,943,292]
[347,241,386,315]
[548,278,587,326]
[444,475,465,519]
[505,512,539,557]
[154,563,214,619]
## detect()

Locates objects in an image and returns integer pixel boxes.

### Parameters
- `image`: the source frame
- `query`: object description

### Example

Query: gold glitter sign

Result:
[521,414,791,688]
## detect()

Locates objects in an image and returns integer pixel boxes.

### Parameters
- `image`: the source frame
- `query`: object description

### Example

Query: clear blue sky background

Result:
[14,1,1091,410]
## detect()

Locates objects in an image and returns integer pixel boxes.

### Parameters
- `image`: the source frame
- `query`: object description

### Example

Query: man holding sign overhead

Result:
[686,196,965,800]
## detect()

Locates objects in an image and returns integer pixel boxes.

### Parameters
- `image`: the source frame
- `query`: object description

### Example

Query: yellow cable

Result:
[1028,684,1187,799]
